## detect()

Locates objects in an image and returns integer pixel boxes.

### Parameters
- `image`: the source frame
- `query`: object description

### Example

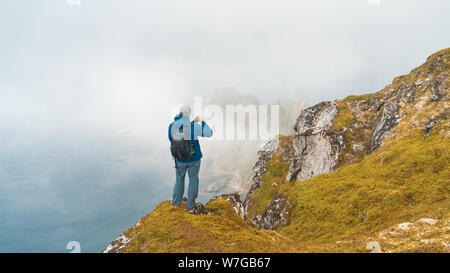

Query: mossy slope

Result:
[120,198,299,253]
[280,129,449,250]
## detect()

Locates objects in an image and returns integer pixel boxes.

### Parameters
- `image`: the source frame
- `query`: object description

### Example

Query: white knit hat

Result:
[179,105,191,118]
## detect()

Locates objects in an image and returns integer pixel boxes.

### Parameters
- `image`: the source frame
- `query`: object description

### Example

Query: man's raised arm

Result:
[194,116,213,138]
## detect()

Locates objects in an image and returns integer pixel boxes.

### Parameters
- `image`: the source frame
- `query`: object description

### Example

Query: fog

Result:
[2,0,450,145]
[0,0,449,252]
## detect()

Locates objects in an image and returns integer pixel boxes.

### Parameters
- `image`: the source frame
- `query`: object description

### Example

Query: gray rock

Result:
[242,138,280,215]
[253,194,289,230]
[102,234,131,253]
[424,109,449,137]
[425,120,435,133]
[370,96,401,152]
[415,79,425,87]
[431,81,444,102]
[366,241,382,253]
[187,202,212,215]
[286,101,344,182]
[207,193,245,218]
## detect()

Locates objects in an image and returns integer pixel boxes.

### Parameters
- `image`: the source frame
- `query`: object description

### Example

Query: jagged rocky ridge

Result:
[243,49,449,230]
[242,138,280,213]
[286,101,342,182]
[104,48,449,253]
[252,194,290,230]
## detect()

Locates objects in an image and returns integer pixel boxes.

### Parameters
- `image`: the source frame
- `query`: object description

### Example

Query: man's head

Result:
[179,105,191,118]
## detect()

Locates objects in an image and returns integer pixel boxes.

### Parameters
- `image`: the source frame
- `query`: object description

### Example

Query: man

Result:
[168,105,213,211]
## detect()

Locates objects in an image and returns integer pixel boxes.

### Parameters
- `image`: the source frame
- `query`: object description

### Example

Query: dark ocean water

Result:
[0,132,221,253]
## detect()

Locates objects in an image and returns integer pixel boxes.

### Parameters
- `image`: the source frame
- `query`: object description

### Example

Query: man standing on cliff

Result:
[168,105,213,212]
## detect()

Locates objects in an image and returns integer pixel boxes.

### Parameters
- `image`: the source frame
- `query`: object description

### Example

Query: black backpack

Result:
[170,121,195,161]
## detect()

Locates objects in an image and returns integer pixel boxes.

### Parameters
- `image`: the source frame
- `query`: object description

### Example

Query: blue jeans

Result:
[172,159,201,209]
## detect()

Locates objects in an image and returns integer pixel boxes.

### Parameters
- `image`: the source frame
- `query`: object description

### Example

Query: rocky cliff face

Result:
[286,101,343,182]
[242,135,295,229]
[242,138,280,214]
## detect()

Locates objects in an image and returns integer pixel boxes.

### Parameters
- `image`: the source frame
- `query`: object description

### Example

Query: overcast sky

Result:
[1,0,449,138]
[3,0,450,252]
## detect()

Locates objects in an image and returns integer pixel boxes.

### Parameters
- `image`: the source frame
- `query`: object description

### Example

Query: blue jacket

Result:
[168,114,213,163]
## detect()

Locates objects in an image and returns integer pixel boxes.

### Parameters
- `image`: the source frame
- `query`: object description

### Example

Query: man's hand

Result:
[195,116,204,123]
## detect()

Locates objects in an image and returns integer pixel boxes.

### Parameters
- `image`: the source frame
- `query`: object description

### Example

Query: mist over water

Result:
[0,129,167,252]
[1,0,449,252]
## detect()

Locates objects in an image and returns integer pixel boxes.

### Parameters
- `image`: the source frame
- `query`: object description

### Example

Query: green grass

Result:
[245,154,292,221]
[332,102,357,130]
[337,126,371,166]
[343,93,374,102]
[120,197,299,253]
[279,128,450,246]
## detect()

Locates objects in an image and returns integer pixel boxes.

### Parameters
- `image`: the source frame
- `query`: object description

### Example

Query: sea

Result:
[0,130,221,253]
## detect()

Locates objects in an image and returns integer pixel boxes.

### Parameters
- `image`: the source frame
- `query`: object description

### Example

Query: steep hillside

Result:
[103,196,301,253]
[104,48,449,253]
